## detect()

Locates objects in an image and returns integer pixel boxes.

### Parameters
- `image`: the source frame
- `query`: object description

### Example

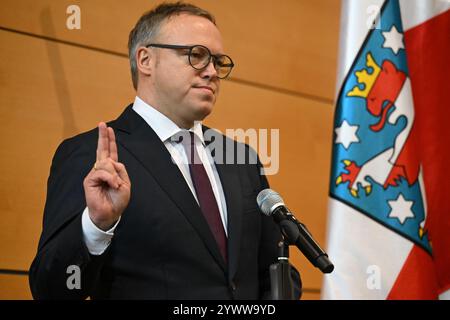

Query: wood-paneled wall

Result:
[0,0,340,299]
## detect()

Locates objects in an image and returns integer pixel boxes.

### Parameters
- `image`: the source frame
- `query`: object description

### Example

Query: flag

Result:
[322,0,450,299]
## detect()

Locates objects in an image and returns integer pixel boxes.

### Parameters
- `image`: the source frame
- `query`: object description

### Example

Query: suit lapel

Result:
[110,106,227,272]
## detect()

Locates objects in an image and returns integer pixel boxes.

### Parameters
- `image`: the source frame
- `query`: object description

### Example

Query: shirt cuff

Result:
[81,207,120,255]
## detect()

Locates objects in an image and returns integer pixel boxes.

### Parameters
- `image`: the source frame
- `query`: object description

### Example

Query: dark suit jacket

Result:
[29,105,299,299]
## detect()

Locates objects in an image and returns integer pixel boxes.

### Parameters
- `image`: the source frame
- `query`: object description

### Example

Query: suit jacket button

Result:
[229,281,236,291]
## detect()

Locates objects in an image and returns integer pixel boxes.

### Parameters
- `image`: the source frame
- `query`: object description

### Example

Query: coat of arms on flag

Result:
[331,0,430,253]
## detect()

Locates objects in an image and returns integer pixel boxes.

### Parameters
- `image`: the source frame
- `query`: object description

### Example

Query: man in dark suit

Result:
[29,2,300,299]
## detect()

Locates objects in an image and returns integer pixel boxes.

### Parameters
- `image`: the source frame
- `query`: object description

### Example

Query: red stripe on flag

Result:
[387,245,438,299]
[388,9,450,298]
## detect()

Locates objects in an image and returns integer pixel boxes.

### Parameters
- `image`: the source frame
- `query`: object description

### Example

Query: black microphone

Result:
[257,188,334,274]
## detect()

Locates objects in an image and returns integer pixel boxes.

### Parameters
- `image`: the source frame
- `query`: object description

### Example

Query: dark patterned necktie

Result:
[181,131,228,263]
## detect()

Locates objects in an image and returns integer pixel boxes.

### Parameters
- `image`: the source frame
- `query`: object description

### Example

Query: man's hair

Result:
[128,1,216,90]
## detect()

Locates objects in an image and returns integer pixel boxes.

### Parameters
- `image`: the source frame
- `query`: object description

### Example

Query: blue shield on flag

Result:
[330,0,431,254]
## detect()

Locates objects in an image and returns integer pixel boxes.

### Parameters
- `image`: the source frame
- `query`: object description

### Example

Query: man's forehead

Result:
[158,14,224,51]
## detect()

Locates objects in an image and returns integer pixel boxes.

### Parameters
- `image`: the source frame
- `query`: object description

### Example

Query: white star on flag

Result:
[388,193,415,224]
[335,120,359,149]
[382,25,405,54]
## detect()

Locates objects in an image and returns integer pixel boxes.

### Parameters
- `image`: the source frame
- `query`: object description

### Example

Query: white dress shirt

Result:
[82,96,228,255]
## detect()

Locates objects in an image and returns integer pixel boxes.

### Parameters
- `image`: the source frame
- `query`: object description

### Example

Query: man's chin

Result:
[192,103,214,120]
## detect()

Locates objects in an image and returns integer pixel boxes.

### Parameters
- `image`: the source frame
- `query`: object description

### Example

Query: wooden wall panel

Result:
[0,275,32,300]
[0,29,135,270]
[301,290,321,300]
[0,0,340,100]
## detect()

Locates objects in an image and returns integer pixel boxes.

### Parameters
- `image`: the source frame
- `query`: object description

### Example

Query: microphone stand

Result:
[269,237,296,300]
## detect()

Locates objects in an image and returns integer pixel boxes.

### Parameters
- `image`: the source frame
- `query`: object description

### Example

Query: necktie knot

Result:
[179,131,197,164]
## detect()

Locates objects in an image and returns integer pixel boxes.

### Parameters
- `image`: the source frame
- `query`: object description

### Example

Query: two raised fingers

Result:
[93,122,129,185]
[96,122,118,162]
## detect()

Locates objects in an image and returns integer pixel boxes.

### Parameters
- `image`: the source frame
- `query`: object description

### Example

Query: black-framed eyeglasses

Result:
[146,44,234,79]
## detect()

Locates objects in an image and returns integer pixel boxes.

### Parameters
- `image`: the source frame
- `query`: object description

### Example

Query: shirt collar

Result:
[132,96,205,146]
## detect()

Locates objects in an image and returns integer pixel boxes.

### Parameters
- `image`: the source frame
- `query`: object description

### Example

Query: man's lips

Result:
[193,85,215,94]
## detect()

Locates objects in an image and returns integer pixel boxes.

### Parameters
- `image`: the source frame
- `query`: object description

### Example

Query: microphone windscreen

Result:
[256,188,285,216]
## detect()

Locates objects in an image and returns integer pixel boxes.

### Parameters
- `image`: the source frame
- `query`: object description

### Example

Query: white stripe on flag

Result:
[399,0,450,30]
[439,288,450,300]
[322,199,413,299]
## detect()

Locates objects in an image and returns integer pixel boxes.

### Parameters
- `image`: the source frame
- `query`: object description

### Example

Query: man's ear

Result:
[136,47,152,77]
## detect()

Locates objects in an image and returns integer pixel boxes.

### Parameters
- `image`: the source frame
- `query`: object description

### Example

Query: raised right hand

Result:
[83,122,131,230]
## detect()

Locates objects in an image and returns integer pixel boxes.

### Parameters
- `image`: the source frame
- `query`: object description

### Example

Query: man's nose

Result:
[201,59,218,79]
